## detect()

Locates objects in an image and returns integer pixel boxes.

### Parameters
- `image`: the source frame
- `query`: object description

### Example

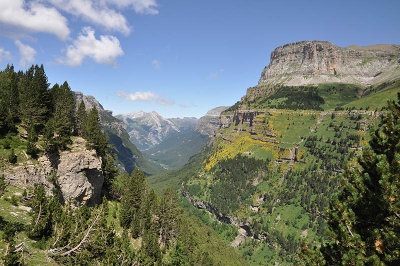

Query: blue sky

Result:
[0,0,399,118]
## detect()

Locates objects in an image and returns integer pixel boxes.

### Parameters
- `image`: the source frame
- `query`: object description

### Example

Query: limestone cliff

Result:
[1,138,103,206]
[251,41,400,99]
[196,106,229,137]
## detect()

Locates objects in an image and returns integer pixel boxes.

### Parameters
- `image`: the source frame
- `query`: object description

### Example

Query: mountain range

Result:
[116,107,228,170]
[1,40,399,265]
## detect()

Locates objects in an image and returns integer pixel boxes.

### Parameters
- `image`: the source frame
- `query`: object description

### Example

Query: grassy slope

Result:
[149,81,398,265]
[0,185,52,265]
[343,79,400,109]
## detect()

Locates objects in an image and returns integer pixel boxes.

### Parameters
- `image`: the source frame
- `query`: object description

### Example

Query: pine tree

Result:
[2,239,22,266]
[0,175,6,196]
[51,82,76,150]
[7,149,17,164]
[0,65,19,135]
[19,65,50,131]
[102,151,119,197]
[141,224,161,264]
[306,94,400,264]
[85,107,107,156]
[119,169,147,236]
[170,241,190,266]
[160,188,180,248]
[27,185,53,240]
[76,101,88,137]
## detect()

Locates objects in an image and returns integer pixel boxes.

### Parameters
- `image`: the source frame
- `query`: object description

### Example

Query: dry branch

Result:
[48,204,103,257]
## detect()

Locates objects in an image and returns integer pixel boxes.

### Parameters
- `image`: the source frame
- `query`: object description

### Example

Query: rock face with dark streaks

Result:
[1,138,103,206]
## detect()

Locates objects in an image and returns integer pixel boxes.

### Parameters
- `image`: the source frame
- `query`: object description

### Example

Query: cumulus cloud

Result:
[47,0,131,35]
[0,0,70,40]
[0,48,12,64]
[152,59,161,70]
[15,40,36,67]
[104,0,159,15]
[117,91,174,106]
[59,27,124,66]
[207,69,224,79]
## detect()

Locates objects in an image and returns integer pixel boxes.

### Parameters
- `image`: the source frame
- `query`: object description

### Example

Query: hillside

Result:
[73,92,163,175]
[153,41,400,265]
[0,65,246,265]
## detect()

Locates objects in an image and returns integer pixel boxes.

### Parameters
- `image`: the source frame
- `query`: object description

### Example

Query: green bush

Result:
[10,195,18,206]
[7,149,17,164]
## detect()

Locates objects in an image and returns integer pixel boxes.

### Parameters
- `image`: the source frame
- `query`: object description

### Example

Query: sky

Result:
[0,0,399,118]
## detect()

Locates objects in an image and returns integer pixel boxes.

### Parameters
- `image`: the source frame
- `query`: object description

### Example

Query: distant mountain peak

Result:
[116,111,201,150]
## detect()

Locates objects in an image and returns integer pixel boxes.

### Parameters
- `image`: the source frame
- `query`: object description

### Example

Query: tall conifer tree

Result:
[76,101,88,137]
[19,65,50,131]
[51,82,76,149]
[85,107,107,156]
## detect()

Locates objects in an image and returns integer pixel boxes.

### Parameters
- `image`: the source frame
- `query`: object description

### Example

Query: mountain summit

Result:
[258,40,400,87]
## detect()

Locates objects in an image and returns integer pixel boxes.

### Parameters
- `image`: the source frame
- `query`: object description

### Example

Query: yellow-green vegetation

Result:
[172,81,398,265]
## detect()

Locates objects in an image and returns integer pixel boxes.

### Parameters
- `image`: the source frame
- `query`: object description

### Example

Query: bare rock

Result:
[196,106,229,136]
[258,40,400,88]
[1,137,103,206]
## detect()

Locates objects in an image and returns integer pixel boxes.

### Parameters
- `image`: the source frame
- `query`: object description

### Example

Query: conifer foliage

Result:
[50,82,76,150]
[303,94,400,264]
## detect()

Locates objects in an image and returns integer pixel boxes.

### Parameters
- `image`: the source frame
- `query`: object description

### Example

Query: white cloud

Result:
[15,40,36,67]
[0,0,70,40]
[60,27,124,66]
[152,59,161,70]
[207,69,224,79]
[104,0,158,15]
[47,0,131,35]
[0,48,12,64]
[117,91,174,106]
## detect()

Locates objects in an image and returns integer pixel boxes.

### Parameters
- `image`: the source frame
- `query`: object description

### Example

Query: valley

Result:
[149,41,400,264]
[0,40,399,265]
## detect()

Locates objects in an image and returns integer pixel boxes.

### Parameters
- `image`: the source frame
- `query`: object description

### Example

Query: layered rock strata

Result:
[258,41,400,88]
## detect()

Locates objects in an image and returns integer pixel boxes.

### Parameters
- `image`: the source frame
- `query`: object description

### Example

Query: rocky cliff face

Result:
[256,41,400,93]
[196,106,229,137]
[1,138,103,206]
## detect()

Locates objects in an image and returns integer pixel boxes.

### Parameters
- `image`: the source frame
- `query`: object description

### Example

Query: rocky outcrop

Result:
[182,191,270,247]
[257,41,400,89]
[220,110,267,128]
[182,191,250,230]
[73,91,105,112]
[1,138,103,206]
[196,106,229,136]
